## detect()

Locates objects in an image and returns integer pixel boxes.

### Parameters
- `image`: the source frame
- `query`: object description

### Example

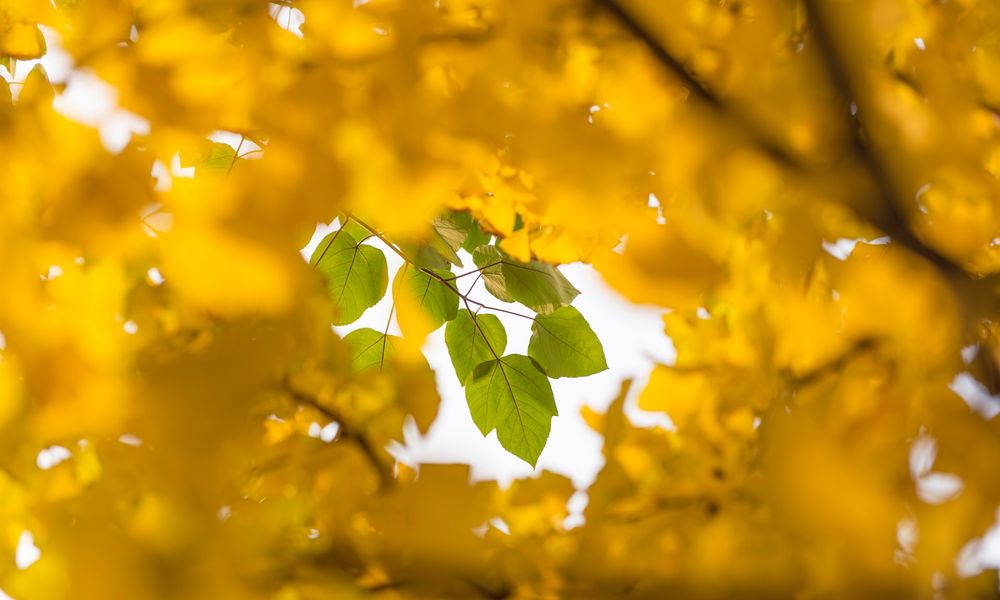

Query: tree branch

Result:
[801,0,961,275]
[784,337,878,389]
[594,0,801,168]
[283,381,395,490]
[344,213,536,321]
[598,0,978,281]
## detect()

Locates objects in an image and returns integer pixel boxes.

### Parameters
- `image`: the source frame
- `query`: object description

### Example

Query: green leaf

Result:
[340,219,371,243]
[444,309,507,384]
[528,306,608,378]
[410,242,453,270]
[395,216,467,272]
[179,141,237,171]
[310,227,349,267]
[472,246,580,314]
[431,216,466,263]
[312,230,388,325]
[342,328,400,372]
[201,142,238,171]
[451,211,492,252]
[465,354,557,467]
[472,245,515,303]
[405,221,463,270]
[393,266,459,330]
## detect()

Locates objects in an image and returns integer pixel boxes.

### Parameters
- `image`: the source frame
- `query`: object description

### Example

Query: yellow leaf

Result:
[639,365,715,428]
[162,227,294,316]
[498,228,531,262]
[0,23,45,59]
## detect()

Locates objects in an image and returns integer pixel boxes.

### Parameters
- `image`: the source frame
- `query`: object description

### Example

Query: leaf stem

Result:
[226,136,245,175]
[442,262,503,282]
[311,220,348,268]
[345,213,536,322]
[381,264,402,371]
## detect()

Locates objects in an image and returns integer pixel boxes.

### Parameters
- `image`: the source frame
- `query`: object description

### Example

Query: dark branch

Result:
[802,0,960,275]
[785,337,878,389]
[283,382,395,490]
[595,0,801,168]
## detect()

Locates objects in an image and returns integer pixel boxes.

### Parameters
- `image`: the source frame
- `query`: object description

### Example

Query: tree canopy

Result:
[1,0,1000,598]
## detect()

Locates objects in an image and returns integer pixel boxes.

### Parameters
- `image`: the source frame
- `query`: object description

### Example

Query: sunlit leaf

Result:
[528,306,607,378]
[341,218,372,242]
[451,210,492,252]
[200,142,237,171]
[472,245,580,313]
[18,64,52,107]
[393,266,458,331]
[312,230,388,325]
[465,354,556,467]
[0,24,46,60]
[430,216,465,264]
[444,309,507,383]
[342,327,400,372]
[409,242,453,270]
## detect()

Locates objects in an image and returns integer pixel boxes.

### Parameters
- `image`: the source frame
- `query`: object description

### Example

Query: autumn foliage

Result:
[2,0,1000,598]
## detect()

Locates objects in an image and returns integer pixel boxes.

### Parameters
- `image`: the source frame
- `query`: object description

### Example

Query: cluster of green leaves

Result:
[310,212,607,465]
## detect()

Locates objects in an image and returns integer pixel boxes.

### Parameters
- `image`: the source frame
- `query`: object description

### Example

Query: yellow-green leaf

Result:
[528,306,607,378]
[342,327,400,372]
[393,266,459,331]
[312,230,388,325]
[465,354,556,467]
[444,309,507,384]
[472,245,580,314]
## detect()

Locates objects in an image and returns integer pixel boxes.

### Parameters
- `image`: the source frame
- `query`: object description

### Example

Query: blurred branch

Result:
[283,381,396,490]
[598,0,981,283]
[981,101,1000,118]
[801,0,959,276]
[785,337,878,389]
[464,578,512,600]
[595,0,801,169]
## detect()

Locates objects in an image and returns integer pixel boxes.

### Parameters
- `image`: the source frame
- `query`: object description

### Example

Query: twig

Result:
[785,337,878,389]
[351,215,512,359]
[226,136,245,175]
[283,382,395,490]
[802,0,959,275]
[595,0,801,168]
[441,262,503,282]
[311,220,347,268]
[345,213,536,322]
